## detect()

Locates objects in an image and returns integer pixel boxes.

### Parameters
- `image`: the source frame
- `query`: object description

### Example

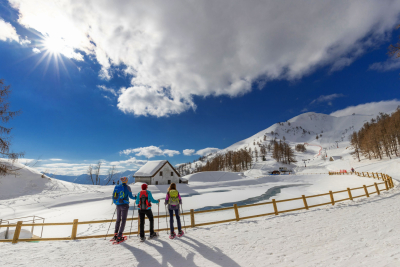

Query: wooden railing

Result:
[0,172,394,244]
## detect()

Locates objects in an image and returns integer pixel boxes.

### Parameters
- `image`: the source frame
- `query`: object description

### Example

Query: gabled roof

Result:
[134,160,180,177]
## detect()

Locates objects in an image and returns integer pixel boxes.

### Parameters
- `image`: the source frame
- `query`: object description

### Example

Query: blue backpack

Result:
[112,185,128,205]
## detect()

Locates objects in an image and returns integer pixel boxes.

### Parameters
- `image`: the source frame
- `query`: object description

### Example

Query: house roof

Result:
[134,160,181,178]
[134,160,168,177]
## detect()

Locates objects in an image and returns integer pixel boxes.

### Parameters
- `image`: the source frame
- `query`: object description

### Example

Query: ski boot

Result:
[140,236,146,242]
[169,232,176,239]
[177,230,184,237]
[149,232,158,239]
[110,233,118,242]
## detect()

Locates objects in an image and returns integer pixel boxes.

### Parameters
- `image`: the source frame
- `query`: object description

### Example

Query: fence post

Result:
[71,219,78,240]
[137,215,140,234]
[390,177,394,188]
[347,188,353,201]
[372,173,375,178]
[272,199,278,215]
[363,185,369,197]
[329,191,335,205]
[233,204,240,221]
[190,209,195,227]
[31,216,35,238]
[374,183,380,195]
[12,221,23,244]
[385,180,389,191]
[302,195,308,210]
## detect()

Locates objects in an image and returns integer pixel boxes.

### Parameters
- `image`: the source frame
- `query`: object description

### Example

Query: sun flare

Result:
[44,36,65,54]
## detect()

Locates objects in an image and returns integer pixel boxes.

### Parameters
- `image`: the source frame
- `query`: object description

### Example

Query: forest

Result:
[350,108,400,161]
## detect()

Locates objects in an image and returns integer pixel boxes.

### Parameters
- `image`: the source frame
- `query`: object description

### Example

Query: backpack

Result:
[168,190,180,206]
[112,185,128,205]
[139,190,151,210]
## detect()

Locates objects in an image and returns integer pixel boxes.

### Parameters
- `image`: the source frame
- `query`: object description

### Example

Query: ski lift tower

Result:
[302,159,307,167]
[335,141,339,148]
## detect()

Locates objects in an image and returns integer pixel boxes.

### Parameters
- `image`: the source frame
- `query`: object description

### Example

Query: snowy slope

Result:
[1,163,399,266]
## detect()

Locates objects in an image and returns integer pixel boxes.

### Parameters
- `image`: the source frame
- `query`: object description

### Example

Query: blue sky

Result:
[1,1,400,175]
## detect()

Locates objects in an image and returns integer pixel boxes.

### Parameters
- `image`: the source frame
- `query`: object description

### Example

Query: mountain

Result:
[48,169,136,185]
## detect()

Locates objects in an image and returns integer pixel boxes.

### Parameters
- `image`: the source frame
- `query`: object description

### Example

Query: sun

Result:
[43,36,65,54]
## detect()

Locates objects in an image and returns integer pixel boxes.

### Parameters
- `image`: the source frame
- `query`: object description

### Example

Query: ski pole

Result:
[104,207,117,240]
[129,201,136,239]
[164,204,169,234]
[181,203,187,233]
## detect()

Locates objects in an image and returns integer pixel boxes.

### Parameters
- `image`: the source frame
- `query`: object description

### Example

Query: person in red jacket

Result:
[135,183,159,242]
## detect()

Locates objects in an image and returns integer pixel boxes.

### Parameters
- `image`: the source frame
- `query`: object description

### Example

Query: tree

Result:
[105,165,117,185]
[0,79,23,176]
[87,161,103,185]
[295,144,306,152]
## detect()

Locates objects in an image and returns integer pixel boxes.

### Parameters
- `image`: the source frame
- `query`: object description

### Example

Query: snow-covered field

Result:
[0,159,399,267]
[1,110,399,266]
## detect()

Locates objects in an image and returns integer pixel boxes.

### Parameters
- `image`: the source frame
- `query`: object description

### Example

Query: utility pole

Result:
[323,148,327,158]
[302,159,307,167]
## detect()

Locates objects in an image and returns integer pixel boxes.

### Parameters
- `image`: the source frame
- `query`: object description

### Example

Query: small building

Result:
[134,160,181,185]
[329,156,342,161]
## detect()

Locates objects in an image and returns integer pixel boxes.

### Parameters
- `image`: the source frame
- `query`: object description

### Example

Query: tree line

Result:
[350,108,400,161]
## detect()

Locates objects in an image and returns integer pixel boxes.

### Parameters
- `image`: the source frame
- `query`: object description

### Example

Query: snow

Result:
[184,171,244,183]
[134,160,167,177]
[1,110,400,266]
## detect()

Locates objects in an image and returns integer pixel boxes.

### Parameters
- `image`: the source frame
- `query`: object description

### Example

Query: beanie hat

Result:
[120,177,128,184]
[141,183,148,190]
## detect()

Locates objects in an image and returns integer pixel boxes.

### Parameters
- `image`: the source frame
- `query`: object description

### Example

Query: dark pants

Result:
[169,209,182,234]
[139,209,154,238]
[115,204,129,237]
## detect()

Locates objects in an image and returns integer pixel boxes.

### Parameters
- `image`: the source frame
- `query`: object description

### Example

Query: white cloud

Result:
[32,47,41,53]
[330,99,400,117]
[8,0,400,116]
[195,148,220,156]
[183,149,195,156]
[49,158,62,161]
[120,145,180,158]
[97,85,117,96]
[369,58,400,72]
[310,94,344,105]
[0,18,19,42]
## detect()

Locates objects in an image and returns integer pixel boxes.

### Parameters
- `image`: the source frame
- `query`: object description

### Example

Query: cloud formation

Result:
[369,59,400,72]
[195,148,220,156]
[183,149,195,156]
[120,145,180,158]
[32,47,41,53]
[330,99,400,117]
[8,0,400,116]
[0,18,19,42]
[310,94,345,105]
[97,85,117,96]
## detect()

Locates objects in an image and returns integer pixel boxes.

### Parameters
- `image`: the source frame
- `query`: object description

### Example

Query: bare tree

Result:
[0,79,23,176]
[105,165,117,185]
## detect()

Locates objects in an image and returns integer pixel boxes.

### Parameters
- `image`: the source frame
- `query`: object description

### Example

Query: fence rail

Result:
[0,172,394,244]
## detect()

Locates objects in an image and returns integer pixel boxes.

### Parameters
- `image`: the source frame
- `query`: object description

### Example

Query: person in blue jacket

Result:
[112,177,136,243]
[135,183,160,241]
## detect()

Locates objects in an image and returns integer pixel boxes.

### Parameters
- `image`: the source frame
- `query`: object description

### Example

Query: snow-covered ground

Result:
[1,160,399,267]
[1,109,399,266]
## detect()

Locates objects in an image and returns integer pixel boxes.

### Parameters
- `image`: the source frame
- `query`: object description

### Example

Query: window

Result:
[168,180,171,184]
[171,172,173,176]
[160,171,163,176]
[155,181,158,185]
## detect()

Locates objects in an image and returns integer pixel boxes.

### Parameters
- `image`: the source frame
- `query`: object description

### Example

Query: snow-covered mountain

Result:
[47,170,136,185]
[180,110,392,174]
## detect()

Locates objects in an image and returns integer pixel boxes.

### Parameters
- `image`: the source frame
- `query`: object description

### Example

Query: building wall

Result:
[134,177,152,184]
[152,163,180,185]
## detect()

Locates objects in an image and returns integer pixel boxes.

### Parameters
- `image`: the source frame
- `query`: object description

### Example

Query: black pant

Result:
[139,209,154,238]
[115,204,129,237]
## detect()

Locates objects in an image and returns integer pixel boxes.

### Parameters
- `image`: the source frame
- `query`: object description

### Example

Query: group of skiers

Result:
[111,177,184,244]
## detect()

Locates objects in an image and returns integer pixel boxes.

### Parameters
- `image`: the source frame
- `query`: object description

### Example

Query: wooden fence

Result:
[0,172,394,244]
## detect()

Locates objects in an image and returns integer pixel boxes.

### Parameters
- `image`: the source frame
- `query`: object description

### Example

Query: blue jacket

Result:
[135,190,158,210]
[113,184,136,205]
